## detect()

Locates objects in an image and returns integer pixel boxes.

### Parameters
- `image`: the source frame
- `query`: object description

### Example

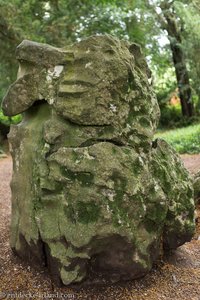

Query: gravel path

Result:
[0,155,200,300]
[181,154,200,174]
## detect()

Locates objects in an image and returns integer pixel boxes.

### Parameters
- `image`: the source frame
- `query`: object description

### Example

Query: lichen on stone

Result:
[2,35,195,286]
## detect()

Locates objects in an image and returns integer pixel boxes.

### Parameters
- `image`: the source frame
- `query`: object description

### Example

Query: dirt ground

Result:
[0,155,200,300]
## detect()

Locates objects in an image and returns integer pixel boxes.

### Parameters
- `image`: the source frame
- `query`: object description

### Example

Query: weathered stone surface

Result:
[2,35,195,286]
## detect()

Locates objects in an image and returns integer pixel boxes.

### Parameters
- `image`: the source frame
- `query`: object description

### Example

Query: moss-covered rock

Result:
[2,35,195,286]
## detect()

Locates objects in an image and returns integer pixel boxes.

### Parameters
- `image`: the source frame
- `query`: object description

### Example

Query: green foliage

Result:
[0,0,148,111]
[0,110,22,126]
[154,65,182,128]
[0,0,200,129]
[159,105,182,128]
[155,123,200,154]
[173,1,200,111]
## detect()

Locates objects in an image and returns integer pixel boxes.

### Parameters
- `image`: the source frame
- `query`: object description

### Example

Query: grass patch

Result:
[155,123,200,154]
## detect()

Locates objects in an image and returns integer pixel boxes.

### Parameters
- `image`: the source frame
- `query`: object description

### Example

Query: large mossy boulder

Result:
[2,35,195,286]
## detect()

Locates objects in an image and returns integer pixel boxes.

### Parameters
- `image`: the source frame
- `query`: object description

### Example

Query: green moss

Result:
[64,203,76,223]
[139,117,150,128]
[123,148,131,155]
[151,161,171,192]
[184,222,195,236]
[107,171,131,226]
[41,181,63,195]
[64,198,101,224]
[61,168,94,186]
[71,149,80,161]
[146,203,167,223]
[109,204,130,228]
[112,146,117,154]
[144,219,158,233]
[131,160,142,176]
[97,125,115,137]
[76,201,101,224]
[111,171,127,203]
[33,198,43,211]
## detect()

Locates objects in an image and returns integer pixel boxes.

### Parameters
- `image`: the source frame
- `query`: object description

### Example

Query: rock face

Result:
[2,35,195,285]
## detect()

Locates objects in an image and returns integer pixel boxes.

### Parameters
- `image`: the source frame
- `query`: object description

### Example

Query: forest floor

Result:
[0,155,200,300]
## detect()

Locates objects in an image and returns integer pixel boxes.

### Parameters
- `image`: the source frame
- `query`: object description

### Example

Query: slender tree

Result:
[154,0,193,117]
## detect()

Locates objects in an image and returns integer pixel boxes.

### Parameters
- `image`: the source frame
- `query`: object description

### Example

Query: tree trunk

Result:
[161,3,193,117]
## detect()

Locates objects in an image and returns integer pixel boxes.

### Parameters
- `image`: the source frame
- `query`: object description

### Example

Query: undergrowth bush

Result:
[159,105,182,127]
[159,104,200,128]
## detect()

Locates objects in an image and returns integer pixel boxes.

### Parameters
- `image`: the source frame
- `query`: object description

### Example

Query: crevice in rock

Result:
[79,138,125,147]
[43,242,63,286]
[40,234,48,267]
[44,138,127,158]
[61,80,95,87]
[32,99,47,107]
[152,138,158,149]
[59,115,112,128]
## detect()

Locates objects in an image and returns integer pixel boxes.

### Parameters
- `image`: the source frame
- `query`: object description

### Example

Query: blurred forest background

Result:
[0,0,200,154]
